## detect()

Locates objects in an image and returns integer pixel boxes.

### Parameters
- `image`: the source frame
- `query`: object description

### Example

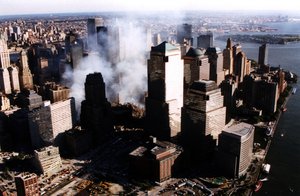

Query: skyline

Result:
[0,0,300,16]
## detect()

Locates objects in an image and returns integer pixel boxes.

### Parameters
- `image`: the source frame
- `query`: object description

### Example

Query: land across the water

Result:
[216,34,300,44]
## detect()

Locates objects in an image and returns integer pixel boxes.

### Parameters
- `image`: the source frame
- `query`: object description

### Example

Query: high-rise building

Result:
[0,93,10,111]
[220,77,238,123]
[28,98,76,149]
[42,82,70,103]
[15,173,39,196]
[205,47,224,85]
[80,72,113,144]
[87,18,104,50]
[129,136,182,182]
[0,38,10,69]
[223,38,234,74]
[183,47,210,96]
[181,80,226,142]
[0,37,12,94]
[8,66,20,92]
[152,33,161,46]
[70,43,83,70]
[145,41,184,140]
[19,50,34,90]
[34,146,62,176]
[243,74,279,114]
[217,122,254,178]
[177,24,192,45]
[0,68,11,94]
[258,43,268,66]
[197,32,213,49]
[234,52,247,83]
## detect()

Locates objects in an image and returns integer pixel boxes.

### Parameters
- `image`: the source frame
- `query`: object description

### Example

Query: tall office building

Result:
[218,122,254,178]
[258,43,268,66]
[205,47,224,85]
[234,52,247,83]
[19,50,34,90]
[15,173,39,196]
[183,47,210,96]
[223,38,234,74]
[80,72,113,144]
[70,43,83,70]
[28,98,76,149]
[220,77,238,123]
[197,32,213,49]
[0,38,10,69]
[34,146,62,176]
[177,24,192,45]
[0,38,12,94]
[8,66,20,92]
[145,41,184,140]
[181,80,226,142]
[0,68,11,94]
[243,74,279,114]
[87,18,104,50]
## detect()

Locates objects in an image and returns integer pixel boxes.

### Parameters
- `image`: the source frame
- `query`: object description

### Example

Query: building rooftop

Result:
[223,122,254,140]
[205,47,222,54]
[151,41,178,53]
[15,172,37,180]
[185,47,205,57]
[129,137,182,160]
[190,80,218,92]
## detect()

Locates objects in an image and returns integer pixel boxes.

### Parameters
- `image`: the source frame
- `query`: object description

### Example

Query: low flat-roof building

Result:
[34,145,62,177]
[129,137,183,182]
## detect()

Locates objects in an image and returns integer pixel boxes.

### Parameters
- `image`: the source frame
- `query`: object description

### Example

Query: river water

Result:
[215,21,300,195]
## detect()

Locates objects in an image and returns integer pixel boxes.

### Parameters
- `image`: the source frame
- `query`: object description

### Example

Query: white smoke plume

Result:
[62,18,149,116]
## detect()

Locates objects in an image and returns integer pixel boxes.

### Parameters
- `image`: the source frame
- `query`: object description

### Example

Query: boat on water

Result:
[266,127,272,136]
[262,163,271,174]
[254,180,263,192]
[292,87,297,94]
[281,107,287,112]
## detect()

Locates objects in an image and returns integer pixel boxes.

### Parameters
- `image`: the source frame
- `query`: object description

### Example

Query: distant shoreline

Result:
[216,34,300,45]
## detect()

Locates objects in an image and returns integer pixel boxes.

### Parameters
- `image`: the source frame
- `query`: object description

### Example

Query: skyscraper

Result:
[87,18,104,50]
[19,50,34,90]
[223,38,234,74]
[28,98,76,149]
[181,80,226,142]
[183,47,209,96]
[146,41,184,140]
[218,122,254,178]
[8,66,20,92]
[258,43,268,66]
[0,37,12,94]
[80,72,113,144]
[205,47,224,85]
[177,24,192,45]
[197,32,213,49]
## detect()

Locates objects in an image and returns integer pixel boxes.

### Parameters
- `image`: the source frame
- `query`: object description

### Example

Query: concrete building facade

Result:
[34,146,62,176]
[146,41,184,140]
[197,32,213,49]
[181,80,226,142]
[218,122,254,178]
[15,173,39,196]
[19,50,34,90]
[129,137,182,182]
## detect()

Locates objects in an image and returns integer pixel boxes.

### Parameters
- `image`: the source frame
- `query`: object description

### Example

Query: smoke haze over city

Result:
[0,0,300,16]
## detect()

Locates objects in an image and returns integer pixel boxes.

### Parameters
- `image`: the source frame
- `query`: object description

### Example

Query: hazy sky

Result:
[0,0,299,16]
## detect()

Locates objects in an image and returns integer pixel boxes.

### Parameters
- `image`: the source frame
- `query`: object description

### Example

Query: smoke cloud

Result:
[62,18,149,116]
